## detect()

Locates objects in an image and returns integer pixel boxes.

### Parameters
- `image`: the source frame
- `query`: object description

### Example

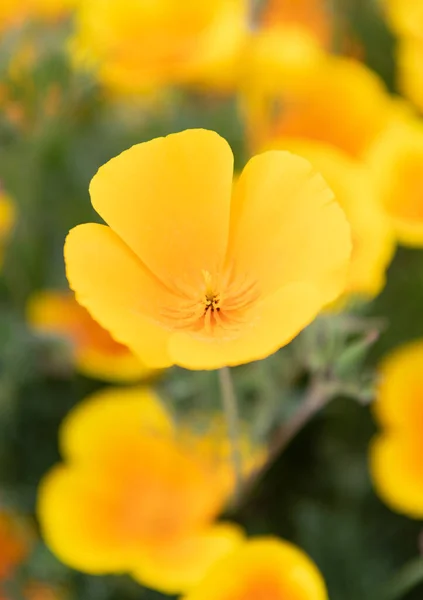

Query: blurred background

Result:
[1,1,423,599]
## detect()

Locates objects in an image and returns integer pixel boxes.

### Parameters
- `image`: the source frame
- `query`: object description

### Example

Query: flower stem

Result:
[218,367,243,501]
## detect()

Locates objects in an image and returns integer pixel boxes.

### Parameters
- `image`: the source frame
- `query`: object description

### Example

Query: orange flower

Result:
[70,0,248,94]
[0,510,33,581]
[370,340,423,518]
[268,138,395,298]
[181,537,328,600]
[365,119,423,247]
[27,290,153,382]
[244,54,404,158]
[260,0,332,48]
[37,387,258,593]
[64,129,351,370]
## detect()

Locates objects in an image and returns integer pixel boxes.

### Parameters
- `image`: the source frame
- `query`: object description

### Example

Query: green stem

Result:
[218,367,243,500]
[378,556,423,600]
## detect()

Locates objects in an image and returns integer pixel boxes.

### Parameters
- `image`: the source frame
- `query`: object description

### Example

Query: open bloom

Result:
[70,0,248,94]
[244,54,405,158]
[37,387,260,593]
[27,290,152,382]
[365,119,423,247]
[182,537,328,600]
[64,129,351,370]
[267,138,395,298]
[370,340,423,518]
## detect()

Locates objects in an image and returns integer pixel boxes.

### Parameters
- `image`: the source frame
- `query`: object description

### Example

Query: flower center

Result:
[160,268,260,339]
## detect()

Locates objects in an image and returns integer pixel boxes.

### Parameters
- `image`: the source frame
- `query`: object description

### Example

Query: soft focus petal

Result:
[64,223,173,368]
[132,523,245,594]
[383,0,423,38]
[168,282,322,369]
[365,120,423,247]
[270,138,395,297]
[397,38,423,116]
[181,537,328,600]
[60,387,173,463]
[89,129,233,283]
[37,466,131,573]
[373,340,423,431]
[226,150,351,300]
[370,433,423,518]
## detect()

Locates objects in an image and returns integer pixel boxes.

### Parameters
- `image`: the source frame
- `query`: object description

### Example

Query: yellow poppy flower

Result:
[244,54,401,158]
[0,510,33,581]
[181,537,328,600]
[64,129,351,370]
[268,138,395,298]
[383,0,423,38]
[365,119,423,247]
[27,290,153,383]
[70,0,248,94]
[370,340,423,518]
[37,387,257,594]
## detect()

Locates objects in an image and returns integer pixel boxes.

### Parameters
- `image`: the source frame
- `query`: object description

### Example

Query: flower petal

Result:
[370,433,423,519]
[181,537,328,600]
[89,129,234,285]
[37,466,130,574]
[226,150,351,301]
[131,523,245,595]
[64,223,173,368]
[60,387,173,463]
[168,282,322,369]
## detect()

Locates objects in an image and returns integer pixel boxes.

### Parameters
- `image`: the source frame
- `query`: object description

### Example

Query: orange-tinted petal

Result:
[132,523,245,594]
[181,537,328,600]
[89,129,234,285]
[226,150,351,300]
[64,223,173,368]
[168,281,322,369]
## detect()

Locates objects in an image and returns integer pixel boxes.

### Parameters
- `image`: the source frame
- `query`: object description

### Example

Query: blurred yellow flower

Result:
[181,537,328,600]
[383,0,423,38]
[370,340,423,518]
[245,54,401,158]
[37,386,252,593]
[64,129,351,370]
[27,290,153,382]
[0,189,16,266]
[261,0,332,48]
[397,37,423,113]
[269,138,395,298]
[70,0,248,94]
[0,0,72,29]
[0,510,33,581]
[365,119,423,247]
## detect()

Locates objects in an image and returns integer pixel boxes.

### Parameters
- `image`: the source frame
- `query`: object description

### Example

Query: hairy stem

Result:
[218,367,243,501]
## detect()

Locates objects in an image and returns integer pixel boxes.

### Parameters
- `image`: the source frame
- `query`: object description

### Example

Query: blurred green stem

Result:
[218,367,243,500]
[378,556,423,600]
